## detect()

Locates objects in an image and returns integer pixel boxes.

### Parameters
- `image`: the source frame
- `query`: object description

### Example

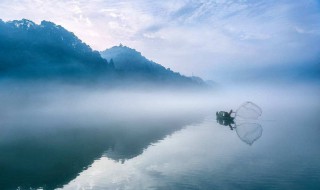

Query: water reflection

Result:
[235,122,263,145]
[216,111,235,130]
[216,115,263,145]
[0,112,206,190]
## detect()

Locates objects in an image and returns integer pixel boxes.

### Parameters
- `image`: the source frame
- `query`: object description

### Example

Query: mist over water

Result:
[0,82,319,189]
[1,1,319,188]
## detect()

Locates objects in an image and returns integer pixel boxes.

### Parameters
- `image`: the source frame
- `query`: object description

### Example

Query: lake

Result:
[0,84,319,190]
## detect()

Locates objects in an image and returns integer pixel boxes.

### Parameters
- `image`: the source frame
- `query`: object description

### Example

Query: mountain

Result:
[0,19,112,81]
[0,19,206,87]
[100,45,206,86]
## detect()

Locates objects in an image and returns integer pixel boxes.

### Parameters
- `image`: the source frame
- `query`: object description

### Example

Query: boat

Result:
[216,111,235,129]
[216,111,234,121]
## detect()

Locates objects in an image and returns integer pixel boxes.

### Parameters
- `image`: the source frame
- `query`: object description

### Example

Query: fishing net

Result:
[235,101,262,119]
[235,123,263,145]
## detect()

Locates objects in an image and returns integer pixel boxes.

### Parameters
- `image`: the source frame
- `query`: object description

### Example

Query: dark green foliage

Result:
[109,58,115,69]
[0,19,111,80]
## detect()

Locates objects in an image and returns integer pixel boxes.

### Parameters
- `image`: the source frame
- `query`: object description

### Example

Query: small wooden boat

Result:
[216,111,234,121]
[216,111,235,129]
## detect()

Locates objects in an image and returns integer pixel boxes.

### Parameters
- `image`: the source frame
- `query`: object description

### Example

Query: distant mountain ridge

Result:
[100,45,206,85]
[0,19,206,87]
[101,44,163,71]
[0,19,111,80]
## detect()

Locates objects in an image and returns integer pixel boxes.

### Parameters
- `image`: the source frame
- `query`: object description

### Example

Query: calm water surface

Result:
[0,86,319,190]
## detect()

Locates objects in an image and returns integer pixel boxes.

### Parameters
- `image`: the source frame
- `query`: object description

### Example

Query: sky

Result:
[0,0,320,81]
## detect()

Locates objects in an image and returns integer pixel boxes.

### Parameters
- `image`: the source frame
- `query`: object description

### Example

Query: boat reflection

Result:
[216,115,263,145]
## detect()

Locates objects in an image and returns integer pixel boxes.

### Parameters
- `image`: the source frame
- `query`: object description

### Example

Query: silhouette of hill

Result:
[0,19,207,87]
[100,45,206,86]
[0,19,112,81]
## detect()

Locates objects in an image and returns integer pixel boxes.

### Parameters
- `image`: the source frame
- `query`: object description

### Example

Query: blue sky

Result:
[1,0,320,81]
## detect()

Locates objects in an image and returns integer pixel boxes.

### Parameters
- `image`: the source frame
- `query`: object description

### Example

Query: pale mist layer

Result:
[0,82,319,189]
[1,82,318,126]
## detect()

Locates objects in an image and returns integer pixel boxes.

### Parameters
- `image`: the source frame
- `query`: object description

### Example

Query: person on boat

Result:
[217,110,233,118]
[216,114,235,130]
[216,109,235,130]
